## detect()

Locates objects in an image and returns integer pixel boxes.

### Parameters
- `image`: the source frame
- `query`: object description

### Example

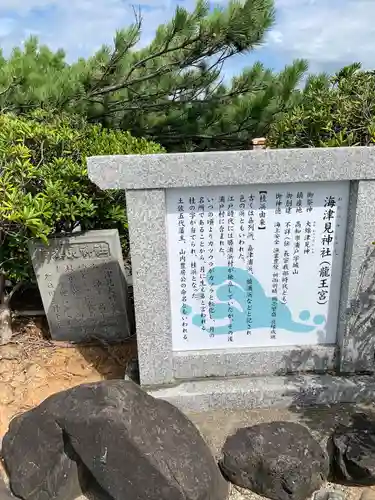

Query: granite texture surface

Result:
[338,181,375,374]
[88,147,375,190]
[336,182,358,372]
[173,345,336,379]
[126,190,174,386]
[148,375,375,413]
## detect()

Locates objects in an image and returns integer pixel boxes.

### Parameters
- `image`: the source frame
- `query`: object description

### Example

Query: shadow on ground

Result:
[277,245,375,440]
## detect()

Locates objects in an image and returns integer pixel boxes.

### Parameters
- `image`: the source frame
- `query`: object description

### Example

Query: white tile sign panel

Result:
[166,181,350,352]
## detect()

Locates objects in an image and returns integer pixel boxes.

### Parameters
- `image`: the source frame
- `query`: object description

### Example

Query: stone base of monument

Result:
[147,374,375,413]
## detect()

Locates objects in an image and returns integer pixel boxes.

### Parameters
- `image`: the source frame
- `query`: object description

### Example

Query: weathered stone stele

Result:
[29,229,131,342]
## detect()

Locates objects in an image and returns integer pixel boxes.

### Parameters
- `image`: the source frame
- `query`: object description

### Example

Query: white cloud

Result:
[268,0,375,72]
[0,0,373,75]
[0,0,189,59]
[267,30,283,46]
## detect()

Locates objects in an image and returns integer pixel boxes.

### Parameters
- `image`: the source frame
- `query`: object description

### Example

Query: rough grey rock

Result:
[1,403,91,500]
[219,421,328,500]
[329,414,375,485]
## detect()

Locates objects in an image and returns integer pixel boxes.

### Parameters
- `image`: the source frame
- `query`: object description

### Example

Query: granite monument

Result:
[88,147,375,411]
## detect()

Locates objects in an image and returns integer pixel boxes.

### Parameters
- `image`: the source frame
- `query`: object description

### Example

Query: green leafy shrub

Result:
[268,63,375,149]
[0,110,164,312]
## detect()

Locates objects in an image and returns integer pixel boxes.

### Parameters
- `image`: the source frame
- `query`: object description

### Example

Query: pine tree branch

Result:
[90,8,143,93]
[0,78,22,111]
[142,99,288,148]
[90,0,275,101]
[0,82,16,98]
[92,81,268,116]
[89,34,236,98]
[118,13,186,88]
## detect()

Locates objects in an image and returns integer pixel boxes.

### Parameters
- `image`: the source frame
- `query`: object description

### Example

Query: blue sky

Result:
[0,0,372,79]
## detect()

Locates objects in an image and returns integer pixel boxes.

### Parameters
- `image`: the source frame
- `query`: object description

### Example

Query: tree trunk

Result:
[0,302,12,345]
[0,272,12,344]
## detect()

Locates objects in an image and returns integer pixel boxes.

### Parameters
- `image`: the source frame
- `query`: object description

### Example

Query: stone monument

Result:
[88,147,375,411]
[29,229,132,342]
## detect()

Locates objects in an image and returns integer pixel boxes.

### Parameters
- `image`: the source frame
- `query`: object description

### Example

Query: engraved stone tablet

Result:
[29,229,131,342]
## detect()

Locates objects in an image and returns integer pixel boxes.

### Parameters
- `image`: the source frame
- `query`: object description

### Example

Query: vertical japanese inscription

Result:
[227,195,235,343]
[179,196,188,340]
[207,197,215,339]
[317,195,336,305]
[271,221,281,339]
[167,181,349,351]
[246,194,255,336]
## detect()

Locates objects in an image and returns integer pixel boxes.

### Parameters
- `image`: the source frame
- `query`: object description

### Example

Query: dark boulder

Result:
[1,407,87,500]
[2,380,228,500]
[52,380,228,500]
[329,413,375,485]
[219,421,328,500]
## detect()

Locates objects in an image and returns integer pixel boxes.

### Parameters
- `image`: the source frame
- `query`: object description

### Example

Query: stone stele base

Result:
[148,375,375,413]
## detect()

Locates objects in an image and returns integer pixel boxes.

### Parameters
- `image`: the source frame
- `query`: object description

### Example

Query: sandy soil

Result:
[0,317,137,438]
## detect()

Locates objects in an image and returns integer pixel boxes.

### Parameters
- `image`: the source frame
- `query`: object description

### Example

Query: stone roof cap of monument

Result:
[88,147,375,190]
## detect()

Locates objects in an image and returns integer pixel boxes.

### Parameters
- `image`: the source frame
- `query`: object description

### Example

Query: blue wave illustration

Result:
[183,266,325,335]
